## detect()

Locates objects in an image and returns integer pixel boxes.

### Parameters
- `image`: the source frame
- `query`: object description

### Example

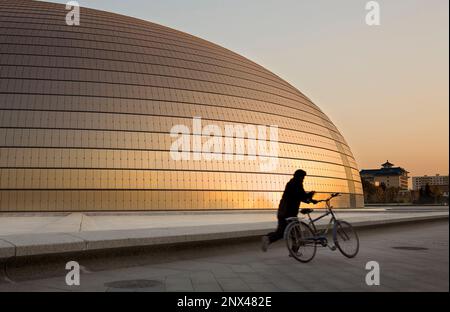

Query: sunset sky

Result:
[47,0,449,178]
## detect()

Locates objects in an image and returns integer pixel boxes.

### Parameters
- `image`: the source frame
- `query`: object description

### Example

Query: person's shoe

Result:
[261,236,270,252]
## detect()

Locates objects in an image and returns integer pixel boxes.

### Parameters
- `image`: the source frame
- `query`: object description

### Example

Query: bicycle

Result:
[283,193,359,263]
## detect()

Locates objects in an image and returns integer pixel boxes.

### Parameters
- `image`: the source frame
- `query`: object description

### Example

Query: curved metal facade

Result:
[0,0,363,211]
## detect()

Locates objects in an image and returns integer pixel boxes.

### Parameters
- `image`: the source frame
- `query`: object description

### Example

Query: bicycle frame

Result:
[303,195,339,237]
[307,210,335,236]
[284,193,340,241]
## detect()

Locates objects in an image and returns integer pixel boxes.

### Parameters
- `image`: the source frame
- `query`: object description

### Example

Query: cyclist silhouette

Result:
[262,169,317,252]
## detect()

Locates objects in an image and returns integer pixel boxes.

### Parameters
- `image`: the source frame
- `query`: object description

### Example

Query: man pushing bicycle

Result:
[261,169,317,252]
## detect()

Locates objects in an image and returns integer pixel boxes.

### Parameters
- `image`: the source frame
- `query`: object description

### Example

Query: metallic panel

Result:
[0,0,363,211]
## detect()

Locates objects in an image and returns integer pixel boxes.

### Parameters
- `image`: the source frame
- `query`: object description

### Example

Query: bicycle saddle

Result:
[300,208,314,214]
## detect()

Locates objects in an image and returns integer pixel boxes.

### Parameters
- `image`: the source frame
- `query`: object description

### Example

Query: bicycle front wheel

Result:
[285,221,317,263]
[333,220,359,258]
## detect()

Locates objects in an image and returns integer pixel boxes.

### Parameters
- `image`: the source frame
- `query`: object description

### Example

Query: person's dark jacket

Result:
[277,178,314,218]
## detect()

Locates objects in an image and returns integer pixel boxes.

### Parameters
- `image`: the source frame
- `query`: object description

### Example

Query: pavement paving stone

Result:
[189,271,217,284]
[238,272,268,284]
[247,282,281,292]
[216,278,251,291]
[229,264,255,273]
[165,277,194,292]
[193,282,223,292]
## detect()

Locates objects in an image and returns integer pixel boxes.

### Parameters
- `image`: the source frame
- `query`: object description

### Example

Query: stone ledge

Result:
[0,213,447,260]
[0,239,15,259]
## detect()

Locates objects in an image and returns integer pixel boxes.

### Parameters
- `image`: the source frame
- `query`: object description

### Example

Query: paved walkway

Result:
[0,220,447,291]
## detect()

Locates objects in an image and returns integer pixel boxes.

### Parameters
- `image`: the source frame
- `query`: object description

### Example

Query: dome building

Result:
[0,0,363,211]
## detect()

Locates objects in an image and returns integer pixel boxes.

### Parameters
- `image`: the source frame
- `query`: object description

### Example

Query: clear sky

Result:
[45,0,449,177]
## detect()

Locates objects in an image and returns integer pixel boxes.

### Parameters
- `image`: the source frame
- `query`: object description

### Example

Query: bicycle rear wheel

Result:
[285,221,317,263]
[333,220,359,258]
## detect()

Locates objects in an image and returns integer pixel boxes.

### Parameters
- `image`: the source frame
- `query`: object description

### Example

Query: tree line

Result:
[362,179,447,205]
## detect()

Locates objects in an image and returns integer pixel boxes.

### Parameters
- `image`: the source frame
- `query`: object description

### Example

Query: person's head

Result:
[293,169,307,182]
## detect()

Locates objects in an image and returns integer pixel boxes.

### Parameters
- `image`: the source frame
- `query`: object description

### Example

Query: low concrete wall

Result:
[0,213,447,261]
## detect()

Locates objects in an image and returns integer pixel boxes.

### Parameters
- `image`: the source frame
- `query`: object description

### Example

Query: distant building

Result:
[360,161,409,190]
[413,175,449,196]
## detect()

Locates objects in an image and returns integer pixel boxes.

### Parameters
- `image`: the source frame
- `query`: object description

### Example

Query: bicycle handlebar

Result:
[313,192,341,203]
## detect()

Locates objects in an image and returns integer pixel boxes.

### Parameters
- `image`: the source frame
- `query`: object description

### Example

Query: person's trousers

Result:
[267,217,288,244]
